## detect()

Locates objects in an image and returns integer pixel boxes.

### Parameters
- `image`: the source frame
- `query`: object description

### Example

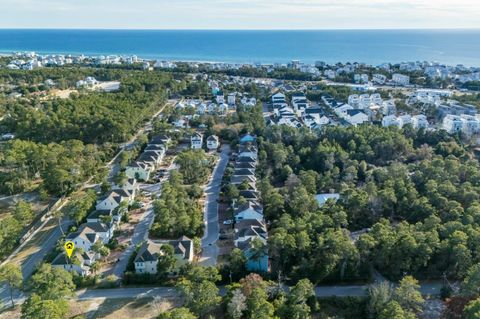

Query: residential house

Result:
[238,190,260,201]
[234,219,269,273]
[382,115,401,127]
[125,161,153,181]
[354,74,369,84]
[215,91,225,104]
[235,156,257,165]
[52,251,97,276]
[392,73,410,86]
[345,109,369,126]
[238,238,269,273]
[233,168,256,177]
[95,189,133,211]
[412,115,429,129]
[228,93,236,106]
[231,175,256,186]
[234,201,264,221]
[206,135,220,151]
[372,74,387,85]
[271,92,287,109]
[443,114,480,135]
[87,209,113,223]
[234,219,268,246]
[334,104,354,118]
[114,178,139,198]
[191,132,203,149]
[442,115,463,134]
[65,222,114,251]
[234,161,256,170]
[134,237,194,275]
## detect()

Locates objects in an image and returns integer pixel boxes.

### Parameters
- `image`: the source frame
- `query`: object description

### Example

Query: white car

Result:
[223,220,233,225]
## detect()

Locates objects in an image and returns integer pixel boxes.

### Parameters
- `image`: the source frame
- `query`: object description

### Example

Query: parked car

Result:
[223,219,233,225]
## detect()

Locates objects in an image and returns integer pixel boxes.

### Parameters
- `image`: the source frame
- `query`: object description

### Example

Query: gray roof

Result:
[233,168,255,177]
[235,219,268,241]
[87,209,112,220]
[135,236,194,263]
[231,175,256,184]
[235,156,256,164]
[234,162,256,170]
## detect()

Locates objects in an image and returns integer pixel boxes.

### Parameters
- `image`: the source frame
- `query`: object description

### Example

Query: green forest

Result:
[255,124,480,284]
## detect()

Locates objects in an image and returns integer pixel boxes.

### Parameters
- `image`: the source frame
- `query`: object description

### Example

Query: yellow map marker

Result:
[64,241,75,258]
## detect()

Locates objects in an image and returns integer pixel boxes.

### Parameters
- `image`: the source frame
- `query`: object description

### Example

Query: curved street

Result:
[199,145,230,266]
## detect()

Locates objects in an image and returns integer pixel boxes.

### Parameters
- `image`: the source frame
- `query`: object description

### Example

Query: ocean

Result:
[0,29,480,66]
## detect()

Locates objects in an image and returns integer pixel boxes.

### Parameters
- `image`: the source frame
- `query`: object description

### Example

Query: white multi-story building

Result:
[382,115,401,127]
[442,114,480,135]
[324,70,336,79]
[392,74,410,86]
[372,74,387,85]
[412,115,429,129]
[191,132,203,149]
[381,100,396,115]
[354,74,369,84]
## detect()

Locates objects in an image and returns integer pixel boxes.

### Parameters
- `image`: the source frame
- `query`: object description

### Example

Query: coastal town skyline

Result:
[1,0,480,29]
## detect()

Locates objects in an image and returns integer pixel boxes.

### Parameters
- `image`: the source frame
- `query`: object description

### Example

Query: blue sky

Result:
[1,0,479,29]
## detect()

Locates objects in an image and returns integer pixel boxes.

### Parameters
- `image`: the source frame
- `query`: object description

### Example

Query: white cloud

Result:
[0,0,479,29]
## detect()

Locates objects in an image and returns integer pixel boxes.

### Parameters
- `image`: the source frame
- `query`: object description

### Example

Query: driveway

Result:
[199,145,230,266]
[109,161,177,278]
[109,204,155,278]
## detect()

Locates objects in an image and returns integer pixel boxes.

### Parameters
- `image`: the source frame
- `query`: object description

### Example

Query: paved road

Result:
[0,100,174,307]
[75,281,442,299]
[199,145,230,266]
[109,161,177,278]
[109,204,155,278]
[1,280,444,309]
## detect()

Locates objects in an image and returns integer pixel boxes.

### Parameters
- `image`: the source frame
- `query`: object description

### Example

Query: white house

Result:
[354,74,369,84]
[412,115,429,129]
[392,74,410,86]
[373,74,387,85]
[334,104,354,118]
[65,222,114,251]
[271,92,287,109]
[134,237,194,275]
[206,135,220,151]
[52,251,97,276]
[113,178,139,198]
[215,92,225,104]
[228,93,236,106]
[191,132,203,149]
[382,100,397,115]
[345,109,369,126]
[125,161,154,181]
[398,115,412,128]
[443,114,480,135]
[96,189,133,211]
[442,115,464,134]
[234,202,264,222]
[382,115,401,127]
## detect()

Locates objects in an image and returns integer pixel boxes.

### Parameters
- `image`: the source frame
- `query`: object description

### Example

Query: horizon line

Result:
[1,27,480,31]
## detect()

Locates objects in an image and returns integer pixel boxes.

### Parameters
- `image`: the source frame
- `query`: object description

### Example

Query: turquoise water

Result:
[0,29,480,66]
